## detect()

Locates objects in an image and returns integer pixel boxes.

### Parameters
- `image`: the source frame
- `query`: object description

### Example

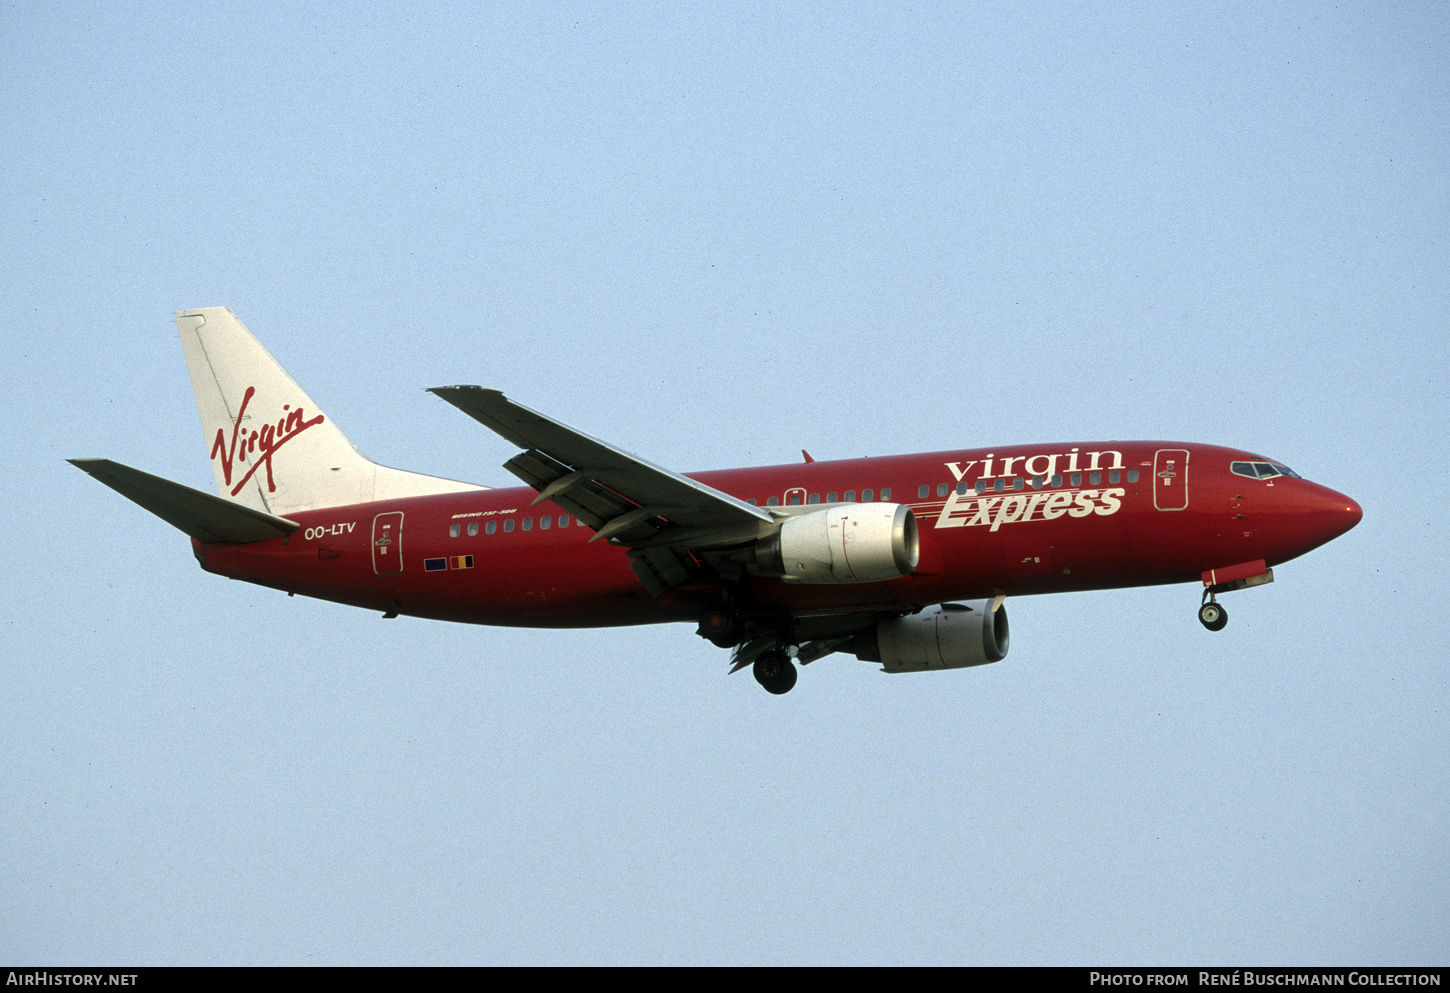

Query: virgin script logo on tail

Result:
[210,386,325,495]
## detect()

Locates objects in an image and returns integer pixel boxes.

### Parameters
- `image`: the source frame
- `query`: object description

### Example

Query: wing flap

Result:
[70,458,299,543]
[627,547,693,598]
[502,448,635,530]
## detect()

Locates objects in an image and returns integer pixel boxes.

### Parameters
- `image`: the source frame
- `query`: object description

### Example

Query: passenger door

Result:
[372,512,404,575]
[1153,449,1190,511]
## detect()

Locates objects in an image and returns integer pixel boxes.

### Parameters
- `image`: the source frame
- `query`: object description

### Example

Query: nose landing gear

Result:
[1198,591,1228,631]
[1197,563,1274,631]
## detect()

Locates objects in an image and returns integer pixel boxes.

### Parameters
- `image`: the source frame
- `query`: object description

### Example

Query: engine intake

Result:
[754,503,918,584]
[848,600,1009,672]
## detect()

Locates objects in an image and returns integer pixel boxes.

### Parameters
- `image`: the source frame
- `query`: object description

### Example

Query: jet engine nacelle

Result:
[754,503,919,584]
[850,600,1009,672]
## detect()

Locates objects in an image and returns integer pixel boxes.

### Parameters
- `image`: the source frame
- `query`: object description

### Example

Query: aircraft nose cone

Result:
[1263,480,1363,561]
[1342,494,1364,531]
[1308,485,1362,544]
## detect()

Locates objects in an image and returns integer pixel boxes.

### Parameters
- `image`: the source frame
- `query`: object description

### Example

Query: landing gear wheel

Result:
[1198,600,1228,631]
[697,606,742,648]
[753,651,798,695]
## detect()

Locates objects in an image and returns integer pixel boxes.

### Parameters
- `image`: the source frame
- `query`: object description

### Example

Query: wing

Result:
[428,386,774,595]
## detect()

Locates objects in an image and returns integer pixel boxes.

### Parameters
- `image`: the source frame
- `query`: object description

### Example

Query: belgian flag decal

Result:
[424,555,474,572]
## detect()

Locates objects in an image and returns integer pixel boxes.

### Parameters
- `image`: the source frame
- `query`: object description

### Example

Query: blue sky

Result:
[4,1,1447,964]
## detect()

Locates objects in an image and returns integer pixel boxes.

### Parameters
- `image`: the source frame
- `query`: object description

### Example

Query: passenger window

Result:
[827,492,838,503]
[767,496,779,507]
[486,520,497,535]
[1013,477,1025,491]
[540,516,551,529]
[747,498,758,506]
[880,488,891,500]
[1109,470,1120,484]
[1090,472,1101,485]
[1070,473,1082,487]
[844,490,856,502]
[1127,470,1139,483]
[522,517,533,531]
[504,519,515,533]
[995,479,1006,492]
[788,493,802,506]
[449,524,461,538]
[808,493,820,504]
[559,515,569,528]
[975,480,987,494]
[468,522,479,536]
[1031,475,1044,489]
[862,489,874,502]
[918,484,929,499]
[956,481,968,495]
[1051,474,1063,487]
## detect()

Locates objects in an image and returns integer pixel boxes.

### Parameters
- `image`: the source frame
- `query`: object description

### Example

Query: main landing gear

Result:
[1198,591,1228,631]
[697,603,799,695]
[753,651,798,695]
[696,605,743,649]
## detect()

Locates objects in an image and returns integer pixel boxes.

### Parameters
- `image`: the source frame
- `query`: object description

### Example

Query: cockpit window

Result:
[1231,461,1302,480]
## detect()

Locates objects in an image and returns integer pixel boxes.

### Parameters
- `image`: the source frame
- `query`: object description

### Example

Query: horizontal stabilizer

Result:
[69,458,299,543]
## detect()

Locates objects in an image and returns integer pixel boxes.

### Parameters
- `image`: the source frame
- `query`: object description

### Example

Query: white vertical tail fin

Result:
[177,307,483,516]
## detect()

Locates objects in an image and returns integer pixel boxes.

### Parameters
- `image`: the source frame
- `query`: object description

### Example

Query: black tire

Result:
[1198,601,1228,631]
[697,606,742,648]
[753,651,798,694]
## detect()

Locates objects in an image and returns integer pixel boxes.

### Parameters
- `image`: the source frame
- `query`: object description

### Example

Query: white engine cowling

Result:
[755,503,919,584]
[857,600,1009,672]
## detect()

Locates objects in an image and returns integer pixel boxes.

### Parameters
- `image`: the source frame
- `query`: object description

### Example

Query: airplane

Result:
[71,308,1363,694]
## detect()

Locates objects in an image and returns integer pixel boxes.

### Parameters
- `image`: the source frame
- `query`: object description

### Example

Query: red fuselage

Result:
[194,441,1362,627]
